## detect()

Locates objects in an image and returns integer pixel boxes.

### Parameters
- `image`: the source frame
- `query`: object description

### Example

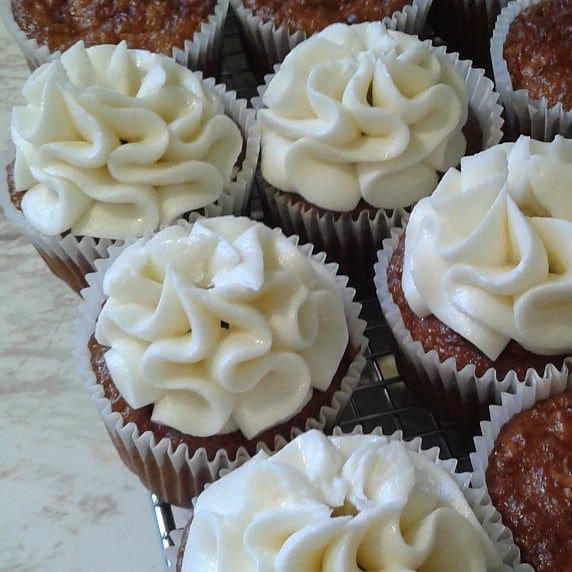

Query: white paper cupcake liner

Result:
[252,41,503,297]
[469,378,572,571]
[0,0,229,76]
[373,228,572,423]
[72,218,368,507]
[0,73,260,294]
[427,0,511,71]
[491,0,572,141]
[229,0,433,79]
[165,424,525,570]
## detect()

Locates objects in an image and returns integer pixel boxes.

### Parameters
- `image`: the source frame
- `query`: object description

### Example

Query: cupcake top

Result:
[402,135,572,361]
[94,216,349,440]
[485,391,572,572]
[180,429,504,571]
[257,22,469,211]
[503,0,572,110]
[242,0,412,35]
[11,41,243,239]
[10,0,217,55]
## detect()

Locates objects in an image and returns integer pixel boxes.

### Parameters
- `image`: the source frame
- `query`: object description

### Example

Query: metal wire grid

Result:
[153,12,483,556]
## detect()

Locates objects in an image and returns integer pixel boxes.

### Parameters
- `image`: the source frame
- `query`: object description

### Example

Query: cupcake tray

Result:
[154,13,484,562]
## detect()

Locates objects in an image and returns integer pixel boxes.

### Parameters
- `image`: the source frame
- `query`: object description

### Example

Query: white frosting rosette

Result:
[167,428,528,571]
[0,41,260,293]
[374,135,572,422]
[229,0,433,80]
[0,0,229,76]
[253,22,503,295]
[73,216,368,507]
[491,0,572,141]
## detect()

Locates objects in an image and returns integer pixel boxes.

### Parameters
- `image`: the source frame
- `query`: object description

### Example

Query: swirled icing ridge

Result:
[94,216,349,439]
[403,135,572,360]
[11,41,243,238]
[258,23,469,211]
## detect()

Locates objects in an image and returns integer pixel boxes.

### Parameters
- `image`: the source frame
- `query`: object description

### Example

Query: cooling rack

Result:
[154,12,485,562]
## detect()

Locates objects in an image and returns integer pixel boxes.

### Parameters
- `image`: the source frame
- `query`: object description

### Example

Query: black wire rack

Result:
[154,12,485,561]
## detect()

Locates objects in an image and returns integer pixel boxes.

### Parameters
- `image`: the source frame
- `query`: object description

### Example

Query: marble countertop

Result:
[0,24,166,572]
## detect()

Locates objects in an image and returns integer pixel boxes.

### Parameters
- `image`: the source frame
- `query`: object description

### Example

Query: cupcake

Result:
[1,0,229,78]
[375,135,572,423]
[0,41,260,294]
[229,0,433,80]
[172,428,523,571]
[471,379,572,571]
[427,0,510,73]
[491,0,572,141]
[254,22,503,297]
[73,215,368,507]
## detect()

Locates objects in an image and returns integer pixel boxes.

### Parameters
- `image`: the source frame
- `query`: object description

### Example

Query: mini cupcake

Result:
[73,215,368,507]
[375,135,572,423]
[229,0,433,80]
[427,0,510,73]
[170,428,525,571]
[1,0,229,78]
[471,379,572,571]
[0,41,260,294]
[254,22,503,297]
[491,0,572,141]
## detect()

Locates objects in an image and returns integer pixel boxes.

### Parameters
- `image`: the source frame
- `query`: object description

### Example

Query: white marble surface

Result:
[0,24,166,572]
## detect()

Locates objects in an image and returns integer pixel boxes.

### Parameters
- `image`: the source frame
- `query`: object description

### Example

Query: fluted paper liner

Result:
[0,73,260,294]
[73,220,368,507]
[252,41,504,298]
[427,0,511,71]
[165,424,526,570]
[0,0,230,78]
[374,229,572,423]
[470,379,572,571]
[229,0,433,80]
[491,0,572,141]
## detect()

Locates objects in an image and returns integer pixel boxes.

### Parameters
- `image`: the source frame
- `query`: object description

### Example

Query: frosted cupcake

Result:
[1,0,229,77]
[0,41,259,294]
[491,0,572,141]
[471,379,572,571]
[375,135,572,422]
[229,0,433,80]
[74,216,367,507]
[254,22,503,296]
[172,428,525,571]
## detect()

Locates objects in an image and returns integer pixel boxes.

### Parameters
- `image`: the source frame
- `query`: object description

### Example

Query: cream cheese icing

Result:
[180,430,504,571]
[11,41,243,239]
[402,135,572,360]
[94,216,349,439]
[257,22,469,211]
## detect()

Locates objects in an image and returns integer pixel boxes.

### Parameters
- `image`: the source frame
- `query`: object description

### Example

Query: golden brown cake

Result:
[241,0,411,35]
[503,0,572,110]
[10,0,216,55]
[486,392,572,571]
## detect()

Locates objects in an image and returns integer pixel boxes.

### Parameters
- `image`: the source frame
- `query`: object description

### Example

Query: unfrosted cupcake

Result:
[491,0,572,141]
[471,379,572,572]
[74,215,368,507]
[229,0,433,80]
[375,135,572,423]
[0,41,259,294]
[254,22,503,296]
[172,428,524,571]
[1,0,229,77]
